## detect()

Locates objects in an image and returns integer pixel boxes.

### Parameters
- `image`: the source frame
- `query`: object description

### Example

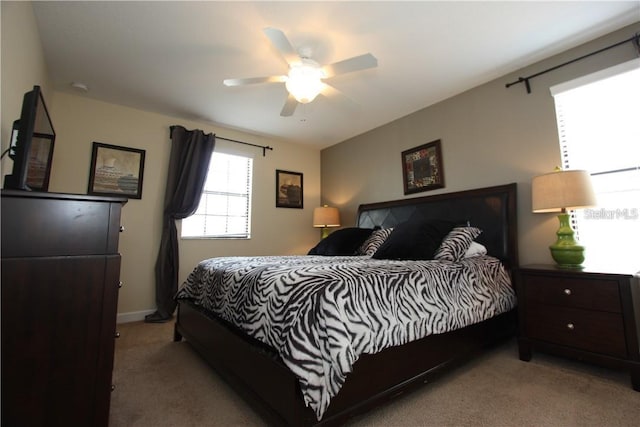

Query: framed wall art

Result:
[276,169,303,208]
[88,142,146,199]
[401,139,444,195]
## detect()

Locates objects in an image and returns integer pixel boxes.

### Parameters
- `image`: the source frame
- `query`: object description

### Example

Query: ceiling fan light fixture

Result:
[225,28,378,116]
[285,60,324,104]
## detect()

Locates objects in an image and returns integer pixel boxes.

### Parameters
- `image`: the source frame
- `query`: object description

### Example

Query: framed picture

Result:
[401,139,444,195]
[88,142,145,199]
[276,169,303,208]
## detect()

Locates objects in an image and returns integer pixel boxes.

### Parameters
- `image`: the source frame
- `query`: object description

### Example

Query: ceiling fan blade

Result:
[322,53,377,78]
[223,75,287,86]
[263,27,300,66]
[280,93,298,117]
[320,83,357,106]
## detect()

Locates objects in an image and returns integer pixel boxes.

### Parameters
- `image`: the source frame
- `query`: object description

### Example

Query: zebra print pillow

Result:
[372,219,455,260]
[434,226,482,262]
[357,227,394,256]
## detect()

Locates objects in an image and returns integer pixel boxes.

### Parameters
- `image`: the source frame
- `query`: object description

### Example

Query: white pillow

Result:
[464,241,487,258]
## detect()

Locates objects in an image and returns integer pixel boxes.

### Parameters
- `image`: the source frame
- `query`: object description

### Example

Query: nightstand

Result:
[516,264,640,391]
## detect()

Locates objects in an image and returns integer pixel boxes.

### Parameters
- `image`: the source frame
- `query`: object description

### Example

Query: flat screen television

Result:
[3,85,56,191]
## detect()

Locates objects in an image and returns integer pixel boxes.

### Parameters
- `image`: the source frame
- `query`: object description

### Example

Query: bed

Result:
[173,183,519,426]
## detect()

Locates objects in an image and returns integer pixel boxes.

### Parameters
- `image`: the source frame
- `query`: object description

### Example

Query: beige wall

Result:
[3,2,638,317]
[1,2,321,320]
[48,93,320,319]
[1,1,52,180]
[321,23,639,267]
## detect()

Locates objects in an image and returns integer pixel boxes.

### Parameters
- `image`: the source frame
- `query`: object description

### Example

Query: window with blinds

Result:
[181,152,253,239]
[550,59,639,269]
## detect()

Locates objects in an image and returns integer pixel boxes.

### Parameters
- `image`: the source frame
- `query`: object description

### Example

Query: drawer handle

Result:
[566,323,575,331]
[118,281,123,288]
[119,225,125,232]
[115,332,121,338]
[564,288,572,296]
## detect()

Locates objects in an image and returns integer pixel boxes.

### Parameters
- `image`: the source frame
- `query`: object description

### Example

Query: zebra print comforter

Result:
[175,255,516,420]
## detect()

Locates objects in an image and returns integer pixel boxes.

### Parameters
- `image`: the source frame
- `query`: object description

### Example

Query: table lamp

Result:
[313,205,340,239]
[532,168,596,268]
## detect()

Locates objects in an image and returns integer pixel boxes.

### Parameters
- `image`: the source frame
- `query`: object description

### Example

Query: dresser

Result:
[517,264,640,391]
[1,190,127,427]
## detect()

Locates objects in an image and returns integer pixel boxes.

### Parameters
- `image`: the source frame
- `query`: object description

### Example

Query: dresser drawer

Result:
[526,303,627,358]
[1,194,124,257]
[523,274,621,313]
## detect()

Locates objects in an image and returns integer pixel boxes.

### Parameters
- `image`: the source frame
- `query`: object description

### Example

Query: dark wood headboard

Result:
[356,183,518,268]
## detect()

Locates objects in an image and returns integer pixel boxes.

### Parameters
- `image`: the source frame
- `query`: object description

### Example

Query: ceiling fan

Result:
[223,27,377,117]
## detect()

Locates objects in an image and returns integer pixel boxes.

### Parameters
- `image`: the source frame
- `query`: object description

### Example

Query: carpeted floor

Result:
[109,321,639,427]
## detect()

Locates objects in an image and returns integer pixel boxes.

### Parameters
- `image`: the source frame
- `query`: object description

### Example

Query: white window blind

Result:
[181,152,253,239]
[550,59,640,270]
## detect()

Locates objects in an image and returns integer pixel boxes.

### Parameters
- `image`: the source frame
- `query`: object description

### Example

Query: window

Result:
[181,152,253,239]
[551,59,640,269]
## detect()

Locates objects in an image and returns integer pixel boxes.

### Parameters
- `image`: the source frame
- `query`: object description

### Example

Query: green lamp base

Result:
[321,227,331,239]
[549,213,585,269]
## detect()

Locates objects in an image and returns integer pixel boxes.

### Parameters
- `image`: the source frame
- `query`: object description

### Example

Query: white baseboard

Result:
[117,309,156,324]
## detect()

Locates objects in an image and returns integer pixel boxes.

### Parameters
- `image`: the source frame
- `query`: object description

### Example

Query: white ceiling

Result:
[33,1,639,149]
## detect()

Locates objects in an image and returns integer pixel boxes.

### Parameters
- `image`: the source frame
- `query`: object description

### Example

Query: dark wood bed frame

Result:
[174,183,519,426]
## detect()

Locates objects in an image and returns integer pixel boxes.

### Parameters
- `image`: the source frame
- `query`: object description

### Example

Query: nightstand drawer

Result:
[523,275,621,313]
[526,304,627,358]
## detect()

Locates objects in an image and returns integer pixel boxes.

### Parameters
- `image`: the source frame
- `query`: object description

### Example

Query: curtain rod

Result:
[506,32,640,94]
[217,135,273,157]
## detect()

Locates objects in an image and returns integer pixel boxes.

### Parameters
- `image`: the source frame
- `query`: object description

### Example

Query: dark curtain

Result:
[145,125,215,323]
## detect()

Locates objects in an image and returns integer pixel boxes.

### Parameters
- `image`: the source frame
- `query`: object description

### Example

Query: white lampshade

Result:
[532,169,597,213]
[313,206,340,228]
[285,59,324,104]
